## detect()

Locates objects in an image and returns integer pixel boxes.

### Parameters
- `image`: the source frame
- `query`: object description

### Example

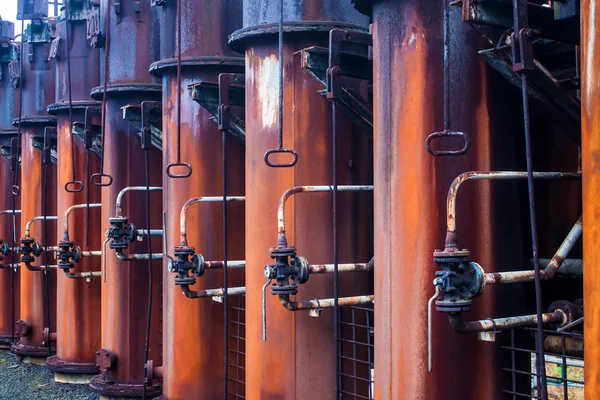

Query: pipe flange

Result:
[271,281,298,296]
[270,246,297,259]
[89,374,162,398]
[107,217,135,250]
[10,342,54,357]
[95,349,116,373]
[291,256,309,284]
[15,320,31,338]
[549,300,576,328]
[46,356,100,375]
[174,275,196,286]
[57,240,82,269]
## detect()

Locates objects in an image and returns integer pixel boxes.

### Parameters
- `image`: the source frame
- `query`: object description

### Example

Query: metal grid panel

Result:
[228,295,246,399]
[48,1,62,17]
[339,304,374,400]
[503,327,584,399]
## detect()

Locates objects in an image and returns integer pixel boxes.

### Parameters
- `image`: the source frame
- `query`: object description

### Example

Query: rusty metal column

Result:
[230,2,372,398]
[370,0,527,398]
[11,17,58,364]
[46,0,102,384]
[0,19,21,349]
[88,0,163,397]
[582,0,599,398]
[150,1,245,399]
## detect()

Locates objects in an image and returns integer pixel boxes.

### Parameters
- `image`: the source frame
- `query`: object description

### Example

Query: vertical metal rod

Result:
[176,0,182,164]
[42,136,51,339]
[443,0,450,131]
[10,194,16,342]
[511,329,516,400]
[142,147,153,400]
[222,125,229,399]
[97,0,111,181]
[85,150,90,245]
[562,335,568,399]
[512,0,547,395]
[64,0,76,187]
[332,99,340,398]
[277,0,284,149]
[13,21,25,195]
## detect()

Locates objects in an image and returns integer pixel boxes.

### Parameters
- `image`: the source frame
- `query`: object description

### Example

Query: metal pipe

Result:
[62,203,101,239]
[115,252,163,261]
[278,294,374,311]
[444,172,580,249]
[0,210,21,215]
[24,215,58,238]
[136,229,163,237]
[179,196,244,246]
[63,271,102,280]
[483,216,582,285]
[180,285,246,299]
[308,258,374,274]
[114,186,162,216]
[448,310,565,333]
[277,185,373,247]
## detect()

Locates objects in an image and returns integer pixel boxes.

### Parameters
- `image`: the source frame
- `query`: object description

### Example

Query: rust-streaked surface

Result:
[55,108,102,367]
[582,0,599,397]
[371,0,529,398]
[98,92,163,386]
[52,3,102,371]
[244,37,372,398]
[21,39,56,120]
[17,127,57,353]
[161,71,245,400]
[155,1,244,398]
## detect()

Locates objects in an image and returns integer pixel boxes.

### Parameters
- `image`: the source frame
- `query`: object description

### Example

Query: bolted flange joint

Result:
[106,217,136,250]
[0,240,9,261]
[57,240,82,270]
[170,246,204,286]
[19,237,42,264]
[433,248,484,313]
[265,246,309,296]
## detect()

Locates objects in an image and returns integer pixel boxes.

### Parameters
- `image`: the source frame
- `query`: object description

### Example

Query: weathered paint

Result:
[582,0,600,398]
[371,0,530,398]
[244,36,372,399]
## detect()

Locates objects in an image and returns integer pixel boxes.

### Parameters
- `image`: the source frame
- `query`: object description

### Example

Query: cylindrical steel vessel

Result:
[88,0,163,397]
[46,0,102,383]
[369,1,531,398]
[582,0,599,398]
[150,1,245,399]
[11,18,58,364]
[0,20,21,349]
[231,1,373,398]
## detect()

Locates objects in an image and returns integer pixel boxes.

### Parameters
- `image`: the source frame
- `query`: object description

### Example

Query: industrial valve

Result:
[56,239,82,270]
[0,239,10,261]
[170,246,204,286]
[106,216,136,251]
[432,248,484,313]
[19,236,43,265]
[264,247,309,296]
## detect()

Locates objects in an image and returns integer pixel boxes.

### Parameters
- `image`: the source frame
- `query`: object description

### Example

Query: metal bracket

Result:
[217,73,245,132]
[140,101,161,150]
[48,37,59,61]
[326,29,372,100]
[86,7,104,48]
[8,58,20,89]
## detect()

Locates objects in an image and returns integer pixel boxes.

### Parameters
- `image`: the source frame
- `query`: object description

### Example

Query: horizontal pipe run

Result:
[445,171,580,249]
[308,257,374,274]
[540,258,583,277]
[448,310,565,333]
[277,185,373,247]
[203,260,246,269]
[115,186,162,216]
[81,251,102,257]
[24,264,58,271]
[483,216,582,285]
[0,210,21,215]
[25,215,58,237]
[115,252,163,261]
[64,270,102,280]
[63,203,101,239]
[180,285,246,299]
[136,229,163,237]
[179,196,245,246]
[279,294,374,311]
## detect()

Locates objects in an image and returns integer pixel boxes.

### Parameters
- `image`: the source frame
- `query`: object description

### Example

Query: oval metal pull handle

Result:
[11,185,20,196]
[64,181,84,193]
[166,162,193,179]
[264,148,299,168]
[91,173,114,187]
[425,131,471,156]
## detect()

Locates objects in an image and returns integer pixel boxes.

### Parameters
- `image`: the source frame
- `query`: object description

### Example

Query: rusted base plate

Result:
[90,374,162,398]
[54,372,97,385]
[0,335,13,349]
[10,342,54,362]
[47,356,99,375]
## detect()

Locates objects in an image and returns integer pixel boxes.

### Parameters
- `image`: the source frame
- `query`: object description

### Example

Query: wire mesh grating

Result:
[228,295,246,399]
[339,304,374,400]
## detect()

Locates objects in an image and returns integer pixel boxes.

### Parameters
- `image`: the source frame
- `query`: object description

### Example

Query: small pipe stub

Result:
[15,319,31,338]
[95,348,116,374]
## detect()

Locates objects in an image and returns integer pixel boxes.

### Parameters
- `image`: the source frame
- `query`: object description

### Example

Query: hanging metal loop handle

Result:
[91,173,114,187]
[166,162,193,179]
[264,149,299,168]
[64,181,84,193]
[425,131,471,156]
